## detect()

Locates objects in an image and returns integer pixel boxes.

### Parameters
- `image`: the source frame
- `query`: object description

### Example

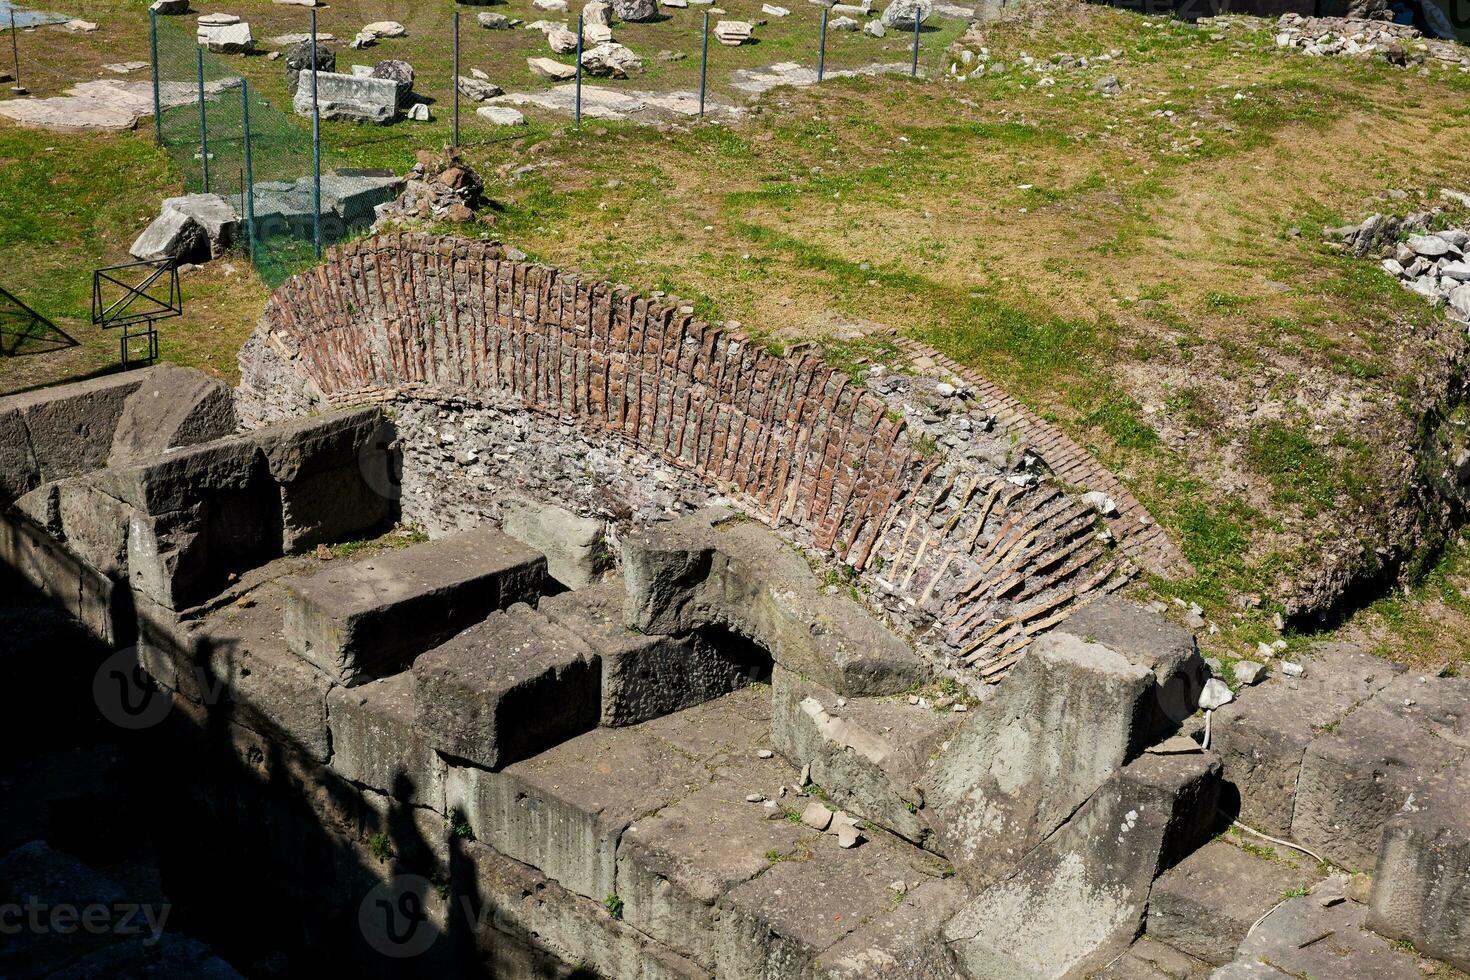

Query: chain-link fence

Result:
[144,3,959,287]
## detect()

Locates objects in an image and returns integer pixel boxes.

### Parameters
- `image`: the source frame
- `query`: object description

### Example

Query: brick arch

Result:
[240,233,916,564]
[238,234,1183,681]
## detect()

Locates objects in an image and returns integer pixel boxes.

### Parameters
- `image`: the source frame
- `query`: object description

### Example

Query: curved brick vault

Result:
[238,233,1185,681]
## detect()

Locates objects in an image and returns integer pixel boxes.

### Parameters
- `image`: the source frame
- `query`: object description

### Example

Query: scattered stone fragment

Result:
[745,793,764,803]
[548,26,580,54]
[801,800,833,830]
[1281,661,1305,678]
[864,19,885,36]
[476,106,526,126]
[762,3,790,15]
[361,21,406,39]
[830,15,859,29]
[528,57,578,80]
[406,103,430,121]
[458,75,504,101]
[879,0,930,28]
[714,20,753,45]
[580,42,643,77]
[613,0,660,20]
[1234,661,1265,686]
[584,0,613,25]
[757,749,774,759]
[1199,678,1234,710]
[478,12,514,29]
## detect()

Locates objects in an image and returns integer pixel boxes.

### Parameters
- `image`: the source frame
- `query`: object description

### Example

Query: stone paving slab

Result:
[284,525,546,686]
[1211,892,1424,980]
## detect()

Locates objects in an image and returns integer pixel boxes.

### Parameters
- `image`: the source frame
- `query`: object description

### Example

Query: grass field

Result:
[3,0,1470,667]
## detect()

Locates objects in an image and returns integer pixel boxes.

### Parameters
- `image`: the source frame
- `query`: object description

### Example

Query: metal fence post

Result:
[699,13,709,119]
[911,12,921,77]
[818,8,828,83]
[310,9,322,260]
[574,15,583,128]
[7,10,23,95]
[242,78,255,266]
[452,11,461,148]
[149,10,162,144]
[196,47,209,192]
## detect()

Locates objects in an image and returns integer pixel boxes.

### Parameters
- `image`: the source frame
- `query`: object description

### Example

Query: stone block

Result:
[1146,838,1318,965]
[616,777,820,971]
[1293,673,1469,870]
[129,207,209,263]
[715,832,949,979]
[1063,596,1207,735]
[921,631,1162,885]
[56,478,131,575]
[328,672,447,812]
[12,481,61,534]
[0,370,149,501]
[943,752,1221,980]
[293,70,400,124]
[1208,642,1401,836]
[462,839,707,980]
[284,525,545,686]
[414,603,599,769]
[158,194,240,258]
[252,407,393,552]
[1368,793,1470,973]
[108,363,237,467]
[1088,937,1211,980]
[138,590,333,761]
[771,666,958,849]
[621,508,924,696]
[540,580,762,726]
[446,722,711,902]
[500,494,606,589]
[816,875,970,979]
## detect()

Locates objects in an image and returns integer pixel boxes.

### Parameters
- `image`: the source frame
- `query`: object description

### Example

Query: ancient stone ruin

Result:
[3,235,1466,977]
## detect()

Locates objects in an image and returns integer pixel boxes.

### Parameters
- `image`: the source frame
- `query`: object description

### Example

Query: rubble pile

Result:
[1273,13,1469,68]
[372,151,492,229]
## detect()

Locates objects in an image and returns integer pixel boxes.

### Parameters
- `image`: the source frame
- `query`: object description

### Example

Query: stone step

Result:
[769,665,961,851]
[413,602,600,771]
[539,579,768,728]
[1145,837,1320,966]
[284,524,547,686]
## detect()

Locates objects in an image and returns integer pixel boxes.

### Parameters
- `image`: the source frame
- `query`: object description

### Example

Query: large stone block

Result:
[943,752,1221,980]
[540,580,762,726]
[293,70,400,124]
[252,407,393,552]
[1293,673,1470,870]
[284,525,545,686]
[616,777,820,972]
[414,603,599,769]
[327,672,446,812]
[1146,838,1319,966]
[137,591,333,762]
[462,839,707,980]
[771,666,958,850]
[1368,793,1470,973]
[715,832,956,979]
[500,494,607,589]
[921,630,1163,885]
[56,477,131,576]
[621,509,924,696]
[0,370,149,501]
[446,722,711,902]
[1062,596,1207,735]
[815,876,971,980]
[108,362,237,467]
[1207,643,1401,836]
[1212,891,1425,980]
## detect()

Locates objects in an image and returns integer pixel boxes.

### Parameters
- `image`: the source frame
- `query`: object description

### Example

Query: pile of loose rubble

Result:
[1327,190,1470,324]
[1273,13,1470,68]
[371,150,492,230]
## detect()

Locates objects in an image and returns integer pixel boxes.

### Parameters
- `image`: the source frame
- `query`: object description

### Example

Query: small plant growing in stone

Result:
[1280,885,1310,900]
[368,832,395,864]
[603,893,624,919]
[451,808,473,840]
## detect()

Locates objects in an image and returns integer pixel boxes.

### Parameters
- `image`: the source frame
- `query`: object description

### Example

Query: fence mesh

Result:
[145,5,958,287]
[151,14,398,286]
